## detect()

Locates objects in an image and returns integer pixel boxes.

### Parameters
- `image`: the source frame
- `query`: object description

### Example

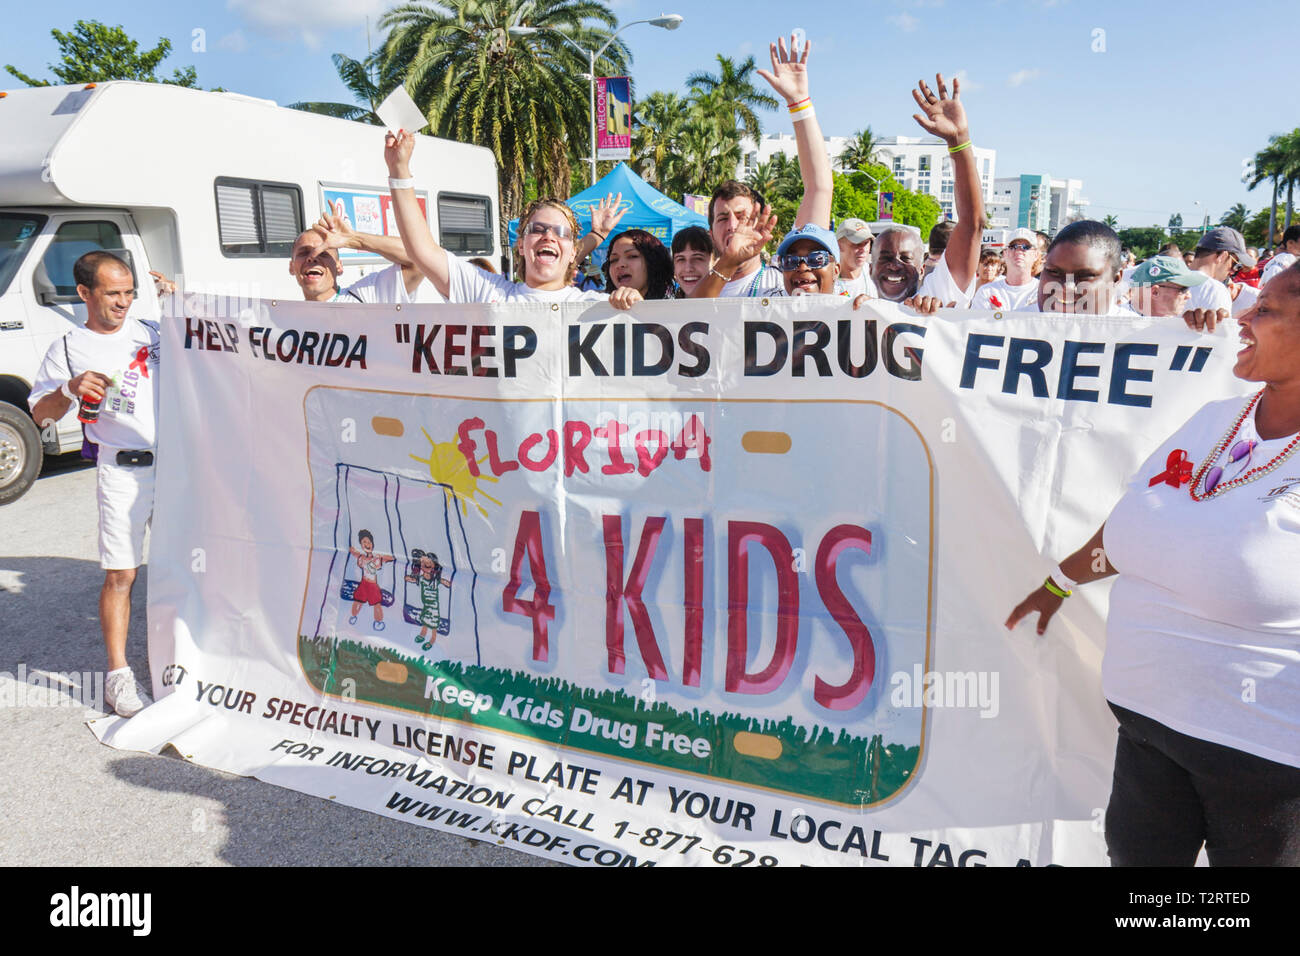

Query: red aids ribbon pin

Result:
[129,345,150,378]
[1148,449,1192,488]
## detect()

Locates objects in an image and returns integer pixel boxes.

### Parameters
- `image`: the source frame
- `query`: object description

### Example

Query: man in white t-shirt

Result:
[690,35,833,300]
[970,227,1039,311]
[29,252,160,717]
[1182,227,1255,332]
[835,218,878,298]
[870,74,982,312]
[1033,220,1137,315]
[1260,225,1300,287]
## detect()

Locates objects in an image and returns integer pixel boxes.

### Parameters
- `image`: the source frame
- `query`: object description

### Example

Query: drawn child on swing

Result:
[348,529,394,631]
[405,549,451,651]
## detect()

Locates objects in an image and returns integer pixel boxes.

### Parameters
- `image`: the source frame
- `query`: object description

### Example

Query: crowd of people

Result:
[25,32,1299,868]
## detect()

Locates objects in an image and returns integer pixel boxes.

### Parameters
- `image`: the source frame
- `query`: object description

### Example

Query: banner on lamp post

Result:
[596,76,632,160]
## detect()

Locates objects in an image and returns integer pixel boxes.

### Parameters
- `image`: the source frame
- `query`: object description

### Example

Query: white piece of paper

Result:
[376,85,427,135]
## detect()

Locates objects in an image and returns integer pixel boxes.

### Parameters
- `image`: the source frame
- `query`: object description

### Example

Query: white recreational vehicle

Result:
[0,80,500,503]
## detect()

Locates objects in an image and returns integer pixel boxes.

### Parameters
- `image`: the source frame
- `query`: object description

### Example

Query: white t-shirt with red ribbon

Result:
[30,317,161,451]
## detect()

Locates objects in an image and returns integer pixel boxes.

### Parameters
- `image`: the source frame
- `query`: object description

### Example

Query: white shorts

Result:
[97,453,156,570]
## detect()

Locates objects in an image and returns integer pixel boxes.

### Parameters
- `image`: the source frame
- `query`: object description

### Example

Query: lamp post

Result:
[509,14,683,188]
[1193,199,1207,236]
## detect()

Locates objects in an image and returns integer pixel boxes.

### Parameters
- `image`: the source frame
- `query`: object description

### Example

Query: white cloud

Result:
[228,0,389,48]
[888,13,920,31]
[1007,68,1041,87]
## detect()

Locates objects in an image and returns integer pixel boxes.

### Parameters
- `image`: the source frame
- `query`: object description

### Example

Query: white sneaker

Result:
[105,669,152,717]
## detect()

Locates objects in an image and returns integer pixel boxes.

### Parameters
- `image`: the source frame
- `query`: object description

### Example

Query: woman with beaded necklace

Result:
[1007,265,1300,866]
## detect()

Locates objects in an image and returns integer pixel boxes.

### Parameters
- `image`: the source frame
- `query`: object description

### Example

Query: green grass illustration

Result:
[299,634,919,807]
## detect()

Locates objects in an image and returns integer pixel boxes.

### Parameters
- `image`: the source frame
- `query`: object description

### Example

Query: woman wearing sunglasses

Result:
[1006,265,1300,865]
[382,130,641,308]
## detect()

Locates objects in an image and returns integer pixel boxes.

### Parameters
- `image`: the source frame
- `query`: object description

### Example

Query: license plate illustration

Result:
[297,387,933,807]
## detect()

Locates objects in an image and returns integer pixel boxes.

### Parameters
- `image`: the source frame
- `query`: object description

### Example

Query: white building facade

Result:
[742,134,996,223]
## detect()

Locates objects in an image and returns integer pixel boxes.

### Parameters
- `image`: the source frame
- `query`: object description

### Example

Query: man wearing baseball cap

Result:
[772,223,841,296]
[835,218,877,298]
[1183,226,1255,331]
[1125,256,1209,318]
[970,227,1039,311]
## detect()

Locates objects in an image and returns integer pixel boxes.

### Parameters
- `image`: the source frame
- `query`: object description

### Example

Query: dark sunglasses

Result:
[777,250,833,271]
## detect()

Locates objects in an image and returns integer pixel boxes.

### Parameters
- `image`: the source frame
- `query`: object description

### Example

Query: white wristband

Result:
[61,380,77,401]
[1050,564,1078,592]
[388,177,415,190]
[790,106,816,124]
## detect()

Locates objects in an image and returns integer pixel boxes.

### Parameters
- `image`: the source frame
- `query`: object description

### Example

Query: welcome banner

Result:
[94,297,1245,866]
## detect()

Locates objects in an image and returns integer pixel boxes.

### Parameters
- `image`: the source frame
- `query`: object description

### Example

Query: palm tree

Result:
[631,90,687,192]
[288,52,396,124]
[686,54,779,144]
[380,0,629,235]
[1102,214,1119,229]
[1248,131,1300,249]
[837,128,881,173]
[1217,204,1249,233]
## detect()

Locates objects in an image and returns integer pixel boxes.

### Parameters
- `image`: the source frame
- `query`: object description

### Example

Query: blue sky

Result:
[2,0,1291,232]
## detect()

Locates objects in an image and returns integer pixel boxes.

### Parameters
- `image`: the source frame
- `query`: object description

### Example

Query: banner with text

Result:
[596,77,632,160]
[94,297,1246,866]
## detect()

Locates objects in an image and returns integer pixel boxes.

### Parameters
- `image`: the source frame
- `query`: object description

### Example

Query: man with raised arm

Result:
[382,134,643,307]
[293,203,439,304]
[690,34,834,299]
[870,74,983,311]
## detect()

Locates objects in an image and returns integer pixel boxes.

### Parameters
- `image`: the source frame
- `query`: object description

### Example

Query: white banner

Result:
[93,296,1247,866]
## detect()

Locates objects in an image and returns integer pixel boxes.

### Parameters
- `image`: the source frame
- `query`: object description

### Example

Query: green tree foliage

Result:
[836,128,881,172]
[685,54,778,144]
[380,0,629,234]
[1218,203,1249,233]
[1102,214,1119,228]
[288,52,399,124]
[1117,226,1169,259]
[1242,207,1287,248]
[830,164,941,239]
[6,19,200,88]
[1167,212,1183,232]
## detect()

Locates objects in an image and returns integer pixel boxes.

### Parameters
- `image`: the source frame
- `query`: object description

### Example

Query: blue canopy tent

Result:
[507,163,707,262]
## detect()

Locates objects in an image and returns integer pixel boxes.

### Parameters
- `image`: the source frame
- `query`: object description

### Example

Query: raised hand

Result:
[756,34,810,105]
[384,129,415,177]
[719,207,779,270]
[911,74,968,146]
[589,192,627,240]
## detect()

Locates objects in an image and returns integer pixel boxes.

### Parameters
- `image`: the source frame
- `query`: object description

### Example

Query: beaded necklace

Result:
[1189,390,1300,501]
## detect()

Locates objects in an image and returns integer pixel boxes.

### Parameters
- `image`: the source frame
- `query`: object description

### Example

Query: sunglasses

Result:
[524,221,574,241]
[777,250,833,271]
[1007,242,1033,252]
[1204,439,1257,494]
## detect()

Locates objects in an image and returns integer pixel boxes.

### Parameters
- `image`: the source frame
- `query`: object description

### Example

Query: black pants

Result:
[1106,702,1300,866]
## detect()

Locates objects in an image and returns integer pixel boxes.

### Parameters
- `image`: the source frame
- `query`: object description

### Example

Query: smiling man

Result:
[773,224,841,296]
[290,211,435,304]
[29,251,160,717]
[870,74,982,311]
[970,227,1039,311]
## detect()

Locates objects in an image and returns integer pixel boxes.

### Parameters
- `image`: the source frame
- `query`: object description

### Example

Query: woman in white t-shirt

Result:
[382,130,640,308]
[1007,265,1300,865]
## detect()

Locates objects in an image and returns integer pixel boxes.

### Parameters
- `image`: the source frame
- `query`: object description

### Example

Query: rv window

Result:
[0,213,48,297]
[215,178,304,257]
[41,220,125,296]
[437,193,493,255]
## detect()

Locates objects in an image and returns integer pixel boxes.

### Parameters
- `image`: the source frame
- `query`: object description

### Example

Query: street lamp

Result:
[1193,199,1207,235]
[509,14,683,187]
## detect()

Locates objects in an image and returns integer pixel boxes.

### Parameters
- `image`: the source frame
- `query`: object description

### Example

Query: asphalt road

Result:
[0,455,547,866]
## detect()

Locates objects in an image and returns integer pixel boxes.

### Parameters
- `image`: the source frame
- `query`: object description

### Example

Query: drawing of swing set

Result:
[311,463,482,664]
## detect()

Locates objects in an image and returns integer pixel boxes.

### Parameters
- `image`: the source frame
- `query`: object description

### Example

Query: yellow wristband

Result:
[947,141,972,154]
[1043,577,1071,599]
